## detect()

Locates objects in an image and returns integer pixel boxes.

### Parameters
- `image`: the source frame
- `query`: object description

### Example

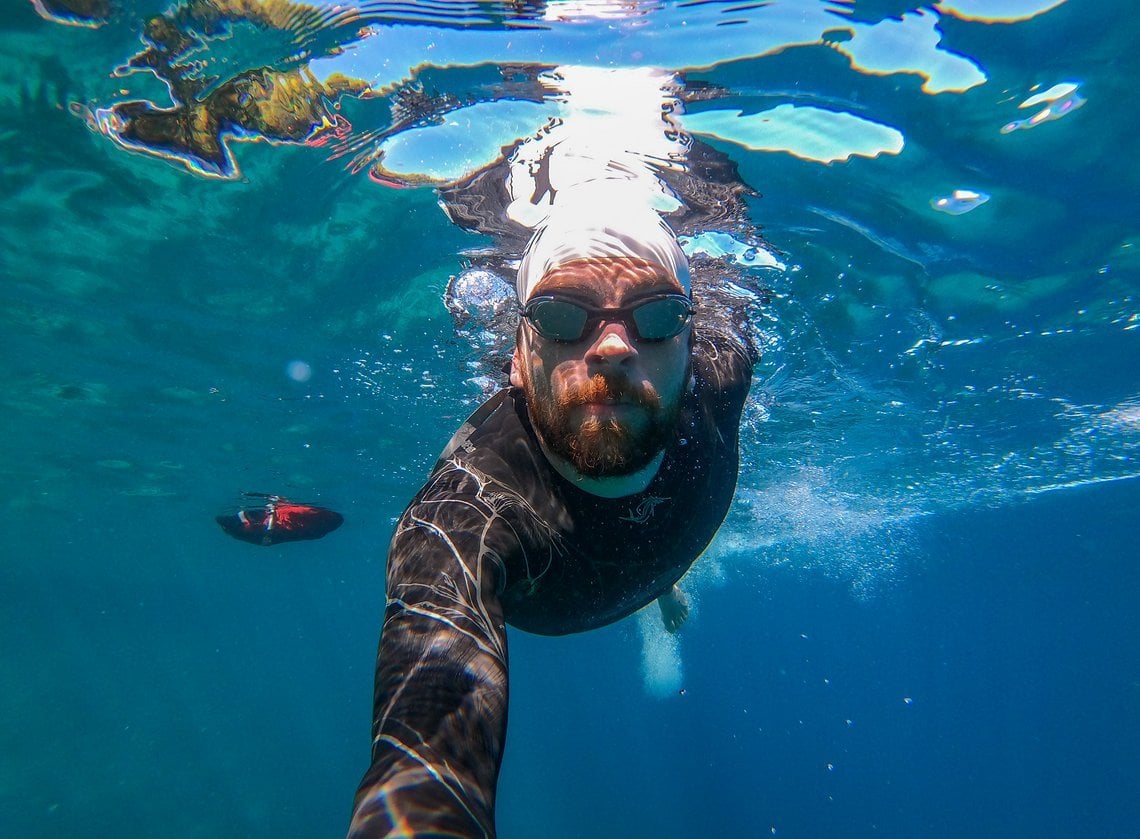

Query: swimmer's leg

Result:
[657,584,689,633]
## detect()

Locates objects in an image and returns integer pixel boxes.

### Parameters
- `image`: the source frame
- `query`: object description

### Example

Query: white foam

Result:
[636,607,683,698]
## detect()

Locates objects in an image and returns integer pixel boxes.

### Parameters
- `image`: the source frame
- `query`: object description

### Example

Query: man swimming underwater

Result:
[348,193,758,836]
[346,60,768,835]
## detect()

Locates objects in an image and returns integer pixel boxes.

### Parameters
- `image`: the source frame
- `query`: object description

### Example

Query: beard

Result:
[525,370,683,478]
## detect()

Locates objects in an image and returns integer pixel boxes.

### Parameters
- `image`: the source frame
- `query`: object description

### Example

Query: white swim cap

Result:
[515,191,691,302]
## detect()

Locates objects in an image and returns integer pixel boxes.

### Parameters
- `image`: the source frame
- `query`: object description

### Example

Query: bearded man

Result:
[348,201,758,837]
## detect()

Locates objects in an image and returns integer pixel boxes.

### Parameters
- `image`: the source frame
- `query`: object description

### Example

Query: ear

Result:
[509,342,525,388]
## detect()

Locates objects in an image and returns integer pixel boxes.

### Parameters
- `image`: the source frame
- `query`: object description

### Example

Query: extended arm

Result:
[349,487,509,838]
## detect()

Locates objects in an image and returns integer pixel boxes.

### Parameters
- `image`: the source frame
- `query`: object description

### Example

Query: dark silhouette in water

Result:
[216,492,343,546]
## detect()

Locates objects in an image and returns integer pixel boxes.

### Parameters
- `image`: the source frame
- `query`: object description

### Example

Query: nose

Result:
[586,321,637,365]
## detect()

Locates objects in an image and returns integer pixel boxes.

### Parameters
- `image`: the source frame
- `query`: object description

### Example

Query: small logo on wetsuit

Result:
[620,495,669,524]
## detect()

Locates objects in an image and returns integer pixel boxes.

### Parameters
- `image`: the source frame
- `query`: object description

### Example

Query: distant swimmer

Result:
[216,492,343,546]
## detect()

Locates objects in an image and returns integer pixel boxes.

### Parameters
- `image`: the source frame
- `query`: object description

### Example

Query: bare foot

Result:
[658,585,689,633]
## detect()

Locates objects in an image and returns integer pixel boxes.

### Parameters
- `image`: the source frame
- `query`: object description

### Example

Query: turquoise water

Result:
[3,1,1138,836]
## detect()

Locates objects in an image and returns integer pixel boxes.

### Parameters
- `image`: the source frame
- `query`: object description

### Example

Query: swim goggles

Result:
[521,294,694,343]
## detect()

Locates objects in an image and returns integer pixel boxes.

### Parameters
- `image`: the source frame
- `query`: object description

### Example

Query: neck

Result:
[538,441,665,498]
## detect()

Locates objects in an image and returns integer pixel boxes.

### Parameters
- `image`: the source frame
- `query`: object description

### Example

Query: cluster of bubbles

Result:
[444,267,520,397]
[715,465,919,600]
[636,607,684,699]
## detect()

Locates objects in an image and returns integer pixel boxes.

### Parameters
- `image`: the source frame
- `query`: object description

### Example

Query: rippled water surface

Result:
[3,1,1138,837]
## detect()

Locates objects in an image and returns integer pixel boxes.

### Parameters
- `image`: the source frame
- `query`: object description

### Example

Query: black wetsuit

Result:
[349,325,755,837]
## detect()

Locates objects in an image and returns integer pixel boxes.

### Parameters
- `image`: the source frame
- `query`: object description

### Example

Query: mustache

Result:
[558,373,661,411]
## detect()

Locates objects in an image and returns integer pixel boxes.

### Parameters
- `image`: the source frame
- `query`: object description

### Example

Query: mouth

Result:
[558,373,659,417]
[575,399,643,417]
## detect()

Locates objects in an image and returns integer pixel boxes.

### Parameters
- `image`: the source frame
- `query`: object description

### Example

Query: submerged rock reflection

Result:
[930,188,991,215]
[1001,81,1085,134]
[76,0,372,177]
[30,0,109,27]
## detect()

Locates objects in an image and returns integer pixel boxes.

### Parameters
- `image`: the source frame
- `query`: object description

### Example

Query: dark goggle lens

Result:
[524,295,692,342]
[527,299,589,341]
[631,297,692,340]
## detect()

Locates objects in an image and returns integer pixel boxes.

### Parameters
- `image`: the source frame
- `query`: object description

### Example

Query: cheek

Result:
[547,361,593,396]
[523,347,560,398]
[643,341,690,392]
[528,342,585,396]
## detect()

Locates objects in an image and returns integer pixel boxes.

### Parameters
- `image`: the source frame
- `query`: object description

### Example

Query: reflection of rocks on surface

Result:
[31,0,110,27]
[85,0,371,177]
[930,188,990,216]
[439,133,761,263]
[97,67,368,177]
[1001,82,1085,134]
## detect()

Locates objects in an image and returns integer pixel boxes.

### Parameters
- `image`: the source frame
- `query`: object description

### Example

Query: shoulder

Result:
[393,393,549,580]
[687,265,763,416]
[690,327,755,427]
[431,389,518,472]
[417,388,556,515]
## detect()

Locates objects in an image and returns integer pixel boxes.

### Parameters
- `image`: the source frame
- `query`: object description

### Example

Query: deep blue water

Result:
[3,1,1139,837]
[505,481,1140,837]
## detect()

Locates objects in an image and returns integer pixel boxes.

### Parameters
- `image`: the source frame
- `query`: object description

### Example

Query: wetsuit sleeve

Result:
[349,469,510,838]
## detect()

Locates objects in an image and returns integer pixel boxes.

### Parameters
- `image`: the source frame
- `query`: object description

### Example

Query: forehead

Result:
[531,256,684,302]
